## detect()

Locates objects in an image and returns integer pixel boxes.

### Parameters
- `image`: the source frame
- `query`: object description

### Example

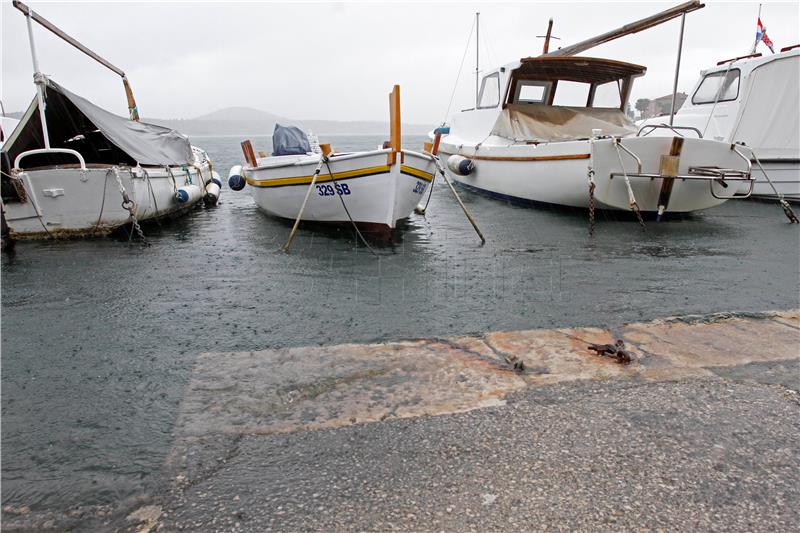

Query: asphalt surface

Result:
[157,360,799,532]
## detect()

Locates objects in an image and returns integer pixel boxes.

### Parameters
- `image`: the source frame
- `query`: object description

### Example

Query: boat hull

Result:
[2,163,213,239]
[438,136,751,213]
[244,149,435,231]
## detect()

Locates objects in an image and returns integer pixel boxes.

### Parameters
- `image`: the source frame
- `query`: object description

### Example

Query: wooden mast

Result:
[542,18,554,54]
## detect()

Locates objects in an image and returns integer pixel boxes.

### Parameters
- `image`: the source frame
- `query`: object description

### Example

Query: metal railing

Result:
[14,148,87,171]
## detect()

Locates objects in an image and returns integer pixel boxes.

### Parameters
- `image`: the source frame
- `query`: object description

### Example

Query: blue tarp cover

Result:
[272,124,311,156]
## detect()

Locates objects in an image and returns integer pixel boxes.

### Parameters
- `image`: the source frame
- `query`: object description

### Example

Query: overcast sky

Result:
[2,1,798,124]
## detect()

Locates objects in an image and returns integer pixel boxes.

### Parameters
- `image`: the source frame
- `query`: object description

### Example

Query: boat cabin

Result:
[455,56,646,143]
[500,56,644,110]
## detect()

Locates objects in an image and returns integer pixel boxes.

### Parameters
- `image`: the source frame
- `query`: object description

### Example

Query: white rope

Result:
[613,139,645,227]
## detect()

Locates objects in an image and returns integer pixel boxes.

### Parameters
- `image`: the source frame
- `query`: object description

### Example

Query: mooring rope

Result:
[323,159,378,256]
[613,140,646,229]
[746,148,800,223]
[91,169,111,236]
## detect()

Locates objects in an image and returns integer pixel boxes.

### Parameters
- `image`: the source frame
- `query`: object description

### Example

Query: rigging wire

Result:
[442,17,476,125]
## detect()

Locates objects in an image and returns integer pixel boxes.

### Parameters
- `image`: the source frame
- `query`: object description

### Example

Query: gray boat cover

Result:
[272,123,311,156]
[492,103,636,142]
[46,79,193,165]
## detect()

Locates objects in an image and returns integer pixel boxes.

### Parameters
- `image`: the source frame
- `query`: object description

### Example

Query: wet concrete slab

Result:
[173,310,799,447]
[176,339,527,438]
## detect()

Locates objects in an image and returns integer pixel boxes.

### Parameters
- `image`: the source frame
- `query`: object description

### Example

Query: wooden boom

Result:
[546,0,704,57]
[13,0,140,120]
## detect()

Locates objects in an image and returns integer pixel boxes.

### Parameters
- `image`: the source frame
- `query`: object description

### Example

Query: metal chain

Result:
[631,200,646,228]
[113,167,148,245]
[587,168,596,236]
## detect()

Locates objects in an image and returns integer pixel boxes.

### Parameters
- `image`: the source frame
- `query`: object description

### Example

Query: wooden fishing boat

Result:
[228,86,437,239]
[1,1,220,240]
[435,2,755,220]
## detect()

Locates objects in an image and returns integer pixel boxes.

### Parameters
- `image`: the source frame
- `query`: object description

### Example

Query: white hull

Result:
[3,162,214,238]
[439,136,751,213]
[243,149,435,230]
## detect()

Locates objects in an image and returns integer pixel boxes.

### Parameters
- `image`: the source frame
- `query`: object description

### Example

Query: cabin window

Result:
[514,81,551,104]
[592,80,623,108]
[552,81,591,107]
[692,69,740,104]
[478,73,500,108]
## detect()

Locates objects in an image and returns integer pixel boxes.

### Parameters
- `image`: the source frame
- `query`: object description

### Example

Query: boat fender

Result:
[447,155,475,176]
[176,184,202,204]
[434,126,450,135]
[210,170,223,189]
[228,165,246,191]
[204,181,221,205]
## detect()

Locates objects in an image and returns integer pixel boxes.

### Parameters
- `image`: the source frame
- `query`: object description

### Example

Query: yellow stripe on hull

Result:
[246,165,392,188]
[399,165,434,182]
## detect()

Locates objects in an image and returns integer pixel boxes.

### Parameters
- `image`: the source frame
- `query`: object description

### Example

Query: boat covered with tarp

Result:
[1,1,220,239]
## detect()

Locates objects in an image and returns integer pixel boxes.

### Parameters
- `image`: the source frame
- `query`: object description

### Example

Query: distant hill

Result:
[4,106,431,136]
[144,106,431,136]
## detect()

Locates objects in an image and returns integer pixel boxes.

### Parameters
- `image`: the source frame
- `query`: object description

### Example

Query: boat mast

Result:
[13,1,140,121]
[475,12,480,108]
[24,8,50,149]
[542,19,554,54]
[668,13,686,126]
[546,0,704,57]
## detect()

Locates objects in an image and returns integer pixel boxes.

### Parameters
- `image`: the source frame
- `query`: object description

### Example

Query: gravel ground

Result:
[159,360,800,532]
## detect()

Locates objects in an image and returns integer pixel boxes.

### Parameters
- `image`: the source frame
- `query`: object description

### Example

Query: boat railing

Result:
[609,167,754,200]
[637,124,703,138]
[614,139,643,174]
[14,148,87,172]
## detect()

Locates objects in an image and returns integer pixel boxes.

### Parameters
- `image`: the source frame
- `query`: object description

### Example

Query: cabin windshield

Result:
[691,69,740,104]
[493,57,643,142]
[506,56,644,110]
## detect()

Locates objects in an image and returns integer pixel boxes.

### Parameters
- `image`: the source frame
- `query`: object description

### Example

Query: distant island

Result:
[4,106,433,136]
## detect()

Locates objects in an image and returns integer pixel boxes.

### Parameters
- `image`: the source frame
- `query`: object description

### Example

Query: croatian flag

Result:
[756,18,775,53]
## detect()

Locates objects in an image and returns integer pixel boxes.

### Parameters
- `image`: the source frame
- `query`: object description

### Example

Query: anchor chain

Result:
[113,167,148,245]
[587,168,596,236]
[631,200,646,228]
[780,199,800,224]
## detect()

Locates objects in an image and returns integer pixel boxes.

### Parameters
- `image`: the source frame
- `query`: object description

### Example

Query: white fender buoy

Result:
[447,155,475,176]
[210,171,223,188]
[204,181,221,205]
[228,165,246,191]
[176,184,202,204]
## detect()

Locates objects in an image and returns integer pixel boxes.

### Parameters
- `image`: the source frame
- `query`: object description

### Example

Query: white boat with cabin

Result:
[435,2,755,220]
[1,1,220,240]
[639,46,800,202]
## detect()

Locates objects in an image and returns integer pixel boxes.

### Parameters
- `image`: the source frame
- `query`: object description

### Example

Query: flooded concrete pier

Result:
[135,310,800,532]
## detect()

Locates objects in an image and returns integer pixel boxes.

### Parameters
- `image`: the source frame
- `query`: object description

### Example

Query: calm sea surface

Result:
[2,134,799,513]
